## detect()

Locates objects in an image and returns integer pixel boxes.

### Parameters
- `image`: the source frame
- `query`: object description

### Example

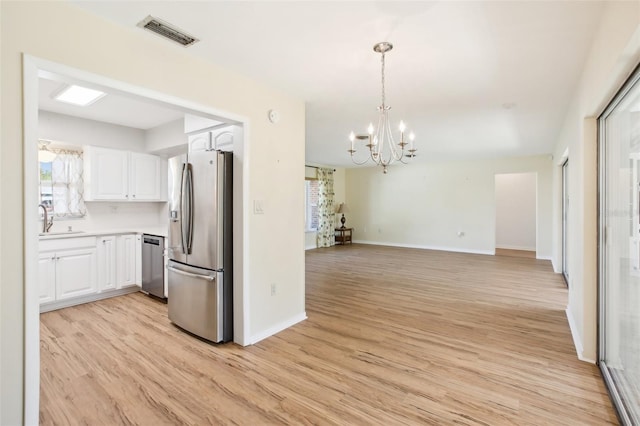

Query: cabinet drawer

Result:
[39,236,97,252]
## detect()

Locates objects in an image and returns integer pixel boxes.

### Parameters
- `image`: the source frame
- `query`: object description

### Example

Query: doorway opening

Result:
[495,172,537,258]
[23,56,249,423]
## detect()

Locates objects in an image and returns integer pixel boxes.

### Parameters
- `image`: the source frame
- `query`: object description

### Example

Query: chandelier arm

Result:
[350,155,372,166]
[386,113,403,162]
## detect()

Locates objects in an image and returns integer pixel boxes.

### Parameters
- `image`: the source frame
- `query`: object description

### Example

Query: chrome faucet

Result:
[38,204,53,233]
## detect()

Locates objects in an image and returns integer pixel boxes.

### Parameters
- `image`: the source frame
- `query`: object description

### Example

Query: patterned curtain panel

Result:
[316,168,335,248]
[39,144,86,218]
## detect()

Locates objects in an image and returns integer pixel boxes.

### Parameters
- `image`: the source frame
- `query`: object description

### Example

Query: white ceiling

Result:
[39,76,185,130]
[68,1,605,167]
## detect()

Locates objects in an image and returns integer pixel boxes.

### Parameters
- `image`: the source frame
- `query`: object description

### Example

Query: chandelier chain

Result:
[381,51,386,108]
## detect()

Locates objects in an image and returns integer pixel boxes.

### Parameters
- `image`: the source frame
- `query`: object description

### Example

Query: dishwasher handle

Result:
[143,237,161,245]
[167,265,215,281]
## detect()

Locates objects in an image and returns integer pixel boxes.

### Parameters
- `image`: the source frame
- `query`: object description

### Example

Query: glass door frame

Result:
[598,63,640,426]
[562,159,569,286]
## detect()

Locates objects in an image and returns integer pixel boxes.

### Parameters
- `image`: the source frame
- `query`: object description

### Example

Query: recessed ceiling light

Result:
[54,85,106,106]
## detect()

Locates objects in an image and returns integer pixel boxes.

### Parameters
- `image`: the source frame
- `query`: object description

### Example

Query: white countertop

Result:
[39,226,168,240]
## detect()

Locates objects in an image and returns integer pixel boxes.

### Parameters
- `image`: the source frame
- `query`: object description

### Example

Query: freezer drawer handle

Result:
[167,266,215,281]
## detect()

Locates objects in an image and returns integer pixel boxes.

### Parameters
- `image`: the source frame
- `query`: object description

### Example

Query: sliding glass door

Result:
[599,66,640,425]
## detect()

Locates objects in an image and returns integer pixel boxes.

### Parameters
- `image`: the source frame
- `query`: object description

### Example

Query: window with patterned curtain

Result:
[316,167,335,248]
[38,143,86,218]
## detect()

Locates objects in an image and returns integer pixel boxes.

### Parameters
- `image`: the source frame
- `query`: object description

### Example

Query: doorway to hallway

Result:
[495,172,537,258]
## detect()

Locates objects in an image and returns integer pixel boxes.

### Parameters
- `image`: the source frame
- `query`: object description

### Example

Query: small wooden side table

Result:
[335,227,353,245]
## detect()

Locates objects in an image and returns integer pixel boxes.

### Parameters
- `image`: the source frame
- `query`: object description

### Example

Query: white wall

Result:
[1,2,305,424]
[495,173,537,251]
[346,155,553,257]
[39,110,146,151]
[551,1,640,362]
[145,118,187,155]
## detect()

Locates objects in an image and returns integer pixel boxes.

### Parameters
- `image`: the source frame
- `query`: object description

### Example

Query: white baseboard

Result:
[305,245,317,250]
[40,286,140,313]
[352,240,494,256]
[249,312,307,345]
[565,305,595,364]
[496,244,536,251]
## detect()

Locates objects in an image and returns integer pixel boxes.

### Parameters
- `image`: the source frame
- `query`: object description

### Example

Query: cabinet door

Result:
[97,236,117,291]
[38,252,56,304]
[86,147,129,200]
[55,248,97,300]
[129,153,161,200]
[135,235,142,286]
[117,234,137,288]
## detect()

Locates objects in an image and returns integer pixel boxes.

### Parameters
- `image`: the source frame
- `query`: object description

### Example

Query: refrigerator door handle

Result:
[167,265,215,281]
[180,163,189,254]
[186,164,194,253]
[181,163,194,255]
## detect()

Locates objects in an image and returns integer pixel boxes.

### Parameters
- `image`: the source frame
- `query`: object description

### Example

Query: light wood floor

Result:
[40,244,618,425]
[495,248,537,259]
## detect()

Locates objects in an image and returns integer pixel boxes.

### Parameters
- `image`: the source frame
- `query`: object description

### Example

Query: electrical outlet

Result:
[270,283,277,296]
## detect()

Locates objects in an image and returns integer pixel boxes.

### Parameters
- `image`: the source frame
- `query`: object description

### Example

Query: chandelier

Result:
[348,42,416,174]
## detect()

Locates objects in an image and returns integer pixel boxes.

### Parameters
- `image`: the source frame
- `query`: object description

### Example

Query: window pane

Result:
[39,161,54,213]
[38,147,85,218]
[305,180,319,231]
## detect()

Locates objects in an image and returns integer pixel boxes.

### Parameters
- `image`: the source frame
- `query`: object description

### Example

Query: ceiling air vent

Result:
[137,15,199,47]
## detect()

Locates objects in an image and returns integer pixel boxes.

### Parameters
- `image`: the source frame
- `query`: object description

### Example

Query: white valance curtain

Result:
[316,167,335,248]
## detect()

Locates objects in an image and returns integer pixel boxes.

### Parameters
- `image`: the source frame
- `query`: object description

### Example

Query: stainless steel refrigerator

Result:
[167,147,233,343]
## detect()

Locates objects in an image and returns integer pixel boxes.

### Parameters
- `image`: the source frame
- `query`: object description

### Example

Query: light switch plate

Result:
[254,200,264,214]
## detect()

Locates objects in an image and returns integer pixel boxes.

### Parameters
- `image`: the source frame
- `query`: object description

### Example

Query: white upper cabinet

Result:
[84,146,129,200]
[129,153,162,200]
[84,146,167,202]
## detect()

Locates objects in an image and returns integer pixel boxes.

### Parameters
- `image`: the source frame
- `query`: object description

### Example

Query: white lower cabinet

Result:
[39,236,98,308]
[39,233,144,312]
[38,253,56,304]
[117,234,138,288]
[55,248,98,300]
[97,236,117,291]
[135,235,142,286]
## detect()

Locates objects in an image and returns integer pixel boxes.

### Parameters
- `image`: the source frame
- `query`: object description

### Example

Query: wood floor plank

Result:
[40,244,618,424]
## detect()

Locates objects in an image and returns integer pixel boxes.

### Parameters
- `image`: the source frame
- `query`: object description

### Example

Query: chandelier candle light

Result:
[349,42,416,174]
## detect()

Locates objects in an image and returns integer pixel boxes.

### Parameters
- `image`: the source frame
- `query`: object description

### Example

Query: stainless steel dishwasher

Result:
[142,234,166,300]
